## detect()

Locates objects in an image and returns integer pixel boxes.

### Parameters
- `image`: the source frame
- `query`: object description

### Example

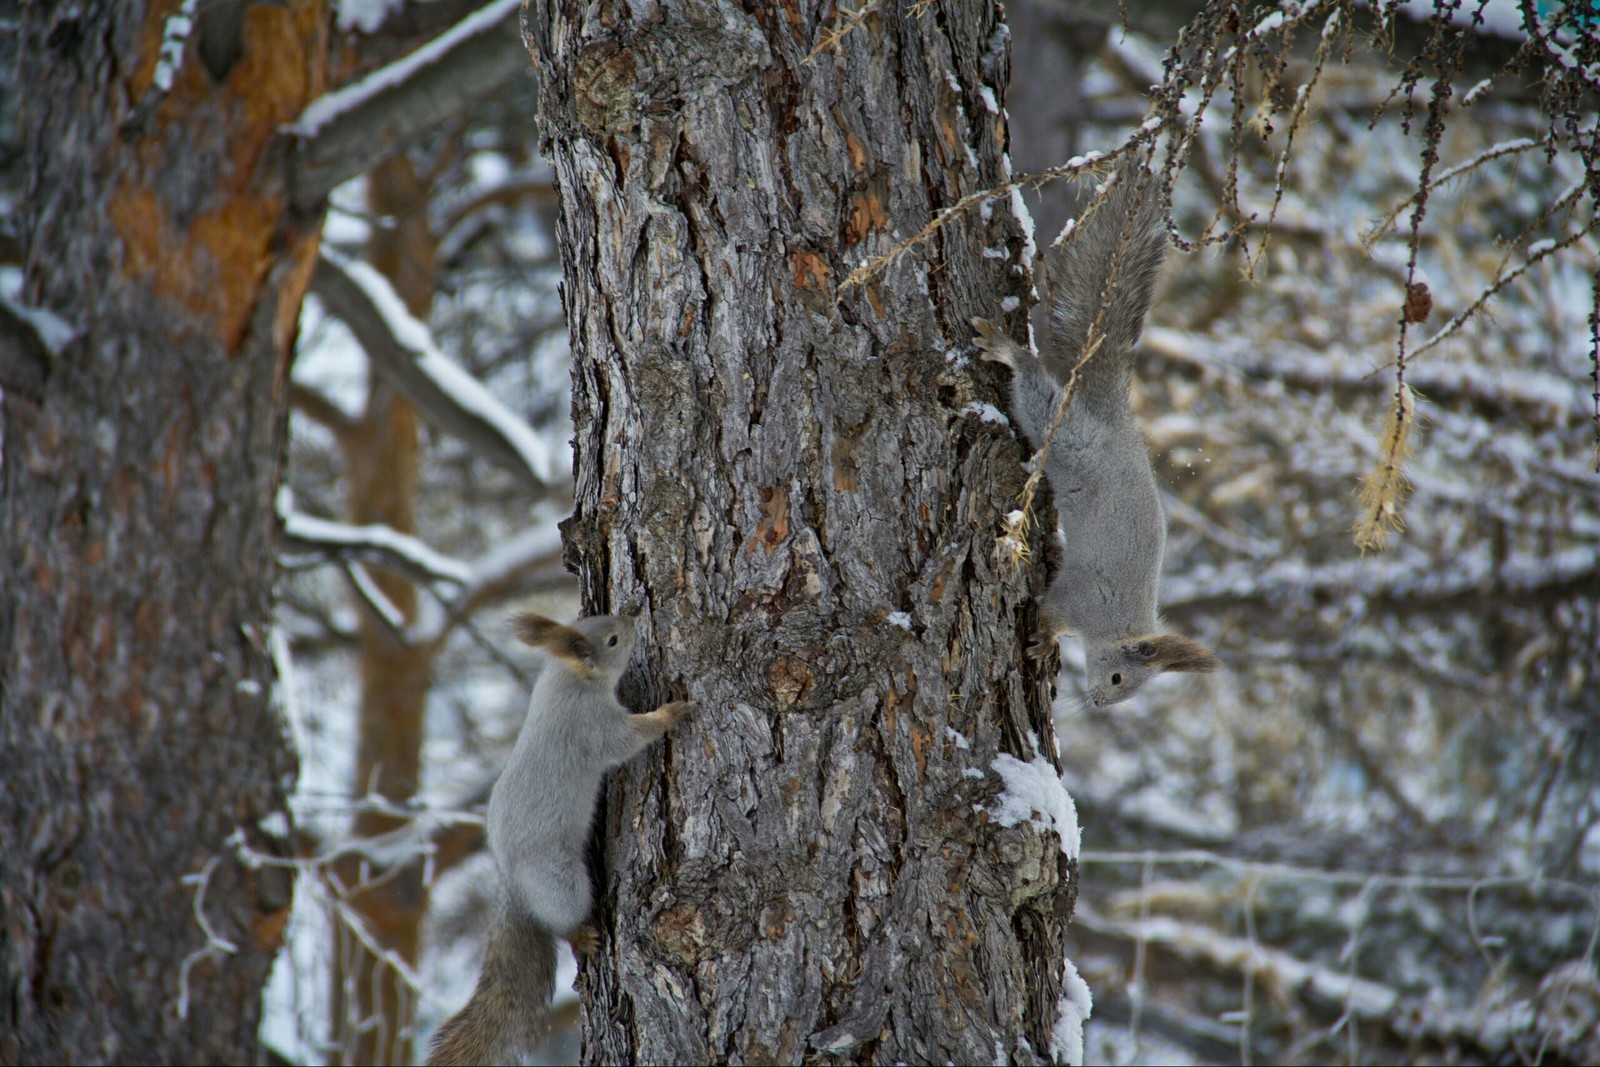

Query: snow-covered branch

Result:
[285,0,527,211]
[282,511,472,587]
[1073,900,1596,1061]
[344,562,408,636]
[1143,326,1588,429]
[410,520,566,646]
[280,504,568,648]
[1163,544,1600,617]
[310,249,563,494]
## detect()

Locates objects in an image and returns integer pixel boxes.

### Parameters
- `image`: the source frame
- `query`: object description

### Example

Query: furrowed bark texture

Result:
[0,2,325,1060]
[527,1,1076,1062]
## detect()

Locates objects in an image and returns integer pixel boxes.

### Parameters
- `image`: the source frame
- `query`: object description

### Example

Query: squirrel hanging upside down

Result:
[974,160,1219,706]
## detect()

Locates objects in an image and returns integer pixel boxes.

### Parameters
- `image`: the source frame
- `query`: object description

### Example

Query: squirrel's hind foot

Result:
[659,699,697,726]
[1025,632,1059,662]
[568,924,600,957]
[970,317,1022,369]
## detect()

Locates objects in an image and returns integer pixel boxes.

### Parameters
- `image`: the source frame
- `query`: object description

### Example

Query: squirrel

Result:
[973,161,1219,707]
[426,612,695,1066]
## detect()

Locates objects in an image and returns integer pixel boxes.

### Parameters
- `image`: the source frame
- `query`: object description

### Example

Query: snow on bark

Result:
[0,291,79,355]
[1049,954,1093,1066]
[153,0,199,92]
[987,753,1082,860]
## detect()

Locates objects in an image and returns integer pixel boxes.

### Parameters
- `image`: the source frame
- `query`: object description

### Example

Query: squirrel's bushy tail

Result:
[426,895,557,1066]
[1041,161,1168,398]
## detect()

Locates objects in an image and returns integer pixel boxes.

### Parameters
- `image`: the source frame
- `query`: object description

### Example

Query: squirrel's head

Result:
[510,611,638,682]
[1084,632,1219,707]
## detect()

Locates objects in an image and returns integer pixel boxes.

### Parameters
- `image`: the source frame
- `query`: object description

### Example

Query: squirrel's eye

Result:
[1111,673,1122,686]
[607,635,618,647]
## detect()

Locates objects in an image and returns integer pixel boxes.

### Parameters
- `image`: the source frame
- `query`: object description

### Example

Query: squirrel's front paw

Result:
[659,700,697,727]
[970,317,1017,368]
[1025,632,1059,662]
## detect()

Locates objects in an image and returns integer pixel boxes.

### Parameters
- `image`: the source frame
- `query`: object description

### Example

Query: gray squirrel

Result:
[973,162,1218,706]
[426,612,694,1066]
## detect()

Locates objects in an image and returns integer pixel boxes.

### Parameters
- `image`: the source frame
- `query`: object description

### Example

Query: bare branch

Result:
[1073,896,1598,1062]
[343,562,410,640]
[412,521,568,648]
[287,380,358,441]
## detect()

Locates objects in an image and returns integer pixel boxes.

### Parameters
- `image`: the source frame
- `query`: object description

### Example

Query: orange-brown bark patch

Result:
[845,191,887,245]
[252,906,292,950]
[792,250,832,290]
[115,2,327,353]
[756,486,790,552]
[108,183,282,353]
[865,281,885,318]
[910,722,929,778]
[273,229,324,376]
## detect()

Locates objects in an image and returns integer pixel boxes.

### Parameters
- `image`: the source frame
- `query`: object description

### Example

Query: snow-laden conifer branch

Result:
[311,249,563,494]
[285,0,527,211]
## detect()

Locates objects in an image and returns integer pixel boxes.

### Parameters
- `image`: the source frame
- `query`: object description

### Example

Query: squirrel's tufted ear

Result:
[1142,632,1220,674]
[510,612,597,675]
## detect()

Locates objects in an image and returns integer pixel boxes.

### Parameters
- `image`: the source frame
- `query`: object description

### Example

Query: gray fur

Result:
[428,614,692,1064]
[488,615,643,934]
[975,162,1217,707]
[1040,164,1169,404]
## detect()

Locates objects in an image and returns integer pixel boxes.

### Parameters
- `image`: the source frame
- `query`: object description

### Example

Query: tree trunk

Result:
[327,153,436,1067]
[526,1,1076,1062]
[0,3,325,1061]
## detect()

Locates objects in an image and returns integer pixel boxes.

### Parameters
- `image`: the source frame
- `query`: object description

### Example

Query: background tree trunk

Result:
[527,1,1077,1061]
[0,2,325,1060]
[327,153,435,1067]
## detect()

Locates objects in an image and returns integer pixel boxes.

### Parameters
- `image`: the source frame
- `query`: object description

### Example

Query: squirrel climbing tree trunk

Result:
[526,1,1077,1060]
[0,2,325,1060]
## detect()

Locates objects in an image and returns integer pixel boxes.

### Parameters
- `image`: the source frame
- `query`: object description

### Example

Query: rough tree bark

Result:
[0,2,326,1061]
[526,0,1076,1061]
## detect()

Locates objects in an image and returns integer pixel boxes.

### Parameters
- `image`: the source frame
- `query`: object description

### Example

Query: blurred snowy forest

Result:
[3,0,1598,1064]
